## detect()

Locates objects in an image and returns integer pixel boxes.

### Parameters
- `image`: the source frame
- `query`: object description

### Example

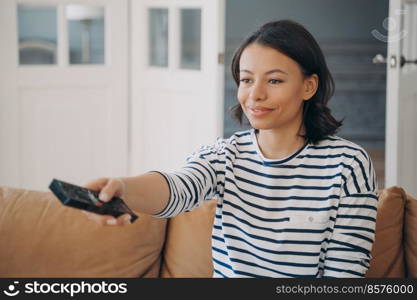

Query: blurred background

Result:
[2,0,416,196]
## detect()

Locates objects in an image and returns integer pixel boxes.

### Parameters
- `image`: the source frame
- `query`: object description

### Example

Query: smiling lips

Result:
[248,106,274,117]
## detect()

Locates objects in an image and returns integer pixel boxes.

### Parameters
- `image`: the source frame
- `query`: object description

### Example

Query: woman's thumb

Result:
[98,189,110,202]
[99,178,124,202]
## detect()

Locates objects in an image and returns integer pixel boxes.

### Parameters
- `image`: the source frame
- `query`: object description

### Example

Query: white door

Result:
[130,0,225,174]
[0,0,128,191]
[386,0,417,197]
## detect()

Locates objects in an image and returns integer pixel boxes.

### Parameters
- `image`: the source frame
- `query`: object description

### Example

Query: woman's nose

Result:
[249,83,267,101]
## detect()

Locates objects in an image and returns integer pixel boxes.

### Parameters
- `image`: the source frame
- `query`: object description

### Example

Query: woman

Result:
[84,20,377,278]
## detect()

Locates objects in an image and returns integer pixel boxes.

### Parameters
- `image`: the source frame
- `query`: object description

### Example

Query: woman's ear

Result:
[303,74,319,101]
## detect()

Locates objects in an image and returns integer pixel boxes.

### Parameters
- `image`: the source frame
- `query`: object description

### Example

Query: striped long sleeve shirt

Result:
[152,129,378,278]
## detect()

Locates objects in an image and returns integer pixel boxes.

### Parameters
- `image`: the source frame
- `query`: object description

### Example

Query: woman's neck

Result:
[256,127,306,160]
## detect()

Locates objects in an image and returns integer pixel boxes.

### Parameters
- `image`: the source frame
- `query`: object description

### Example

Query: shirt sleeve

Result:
[322,150,378,277]
[150,138,226,218]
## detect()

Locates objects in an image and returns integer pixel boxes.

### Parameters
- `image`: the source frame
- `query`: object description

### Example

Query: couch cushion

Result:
[0,187,167,277]
[160,200,216,277]
[405,193,417,277]
[366,186,406,277]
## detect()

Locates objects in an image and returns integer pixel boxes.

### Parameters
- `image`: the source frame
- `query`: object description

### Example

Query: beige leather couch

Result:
[0,185,416,277]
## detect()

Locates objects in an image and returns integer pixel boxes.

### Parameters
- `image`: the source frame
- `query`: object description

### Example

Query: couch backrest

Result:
[1,185,416,278]
[0,187,167,277]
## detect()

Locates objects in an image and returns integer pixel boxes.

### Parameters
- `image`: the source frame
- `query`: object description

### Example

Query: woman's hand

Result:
[81,177,132,226]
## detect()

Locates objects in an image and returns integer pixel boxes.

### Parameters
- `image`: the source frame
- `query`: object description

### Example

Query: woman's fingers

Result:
[81,210,109,225]
[81,210,131,226]
[84,177,109,192]
[117,213,132,225]
[98,178,125,202]
[82,177,130,226]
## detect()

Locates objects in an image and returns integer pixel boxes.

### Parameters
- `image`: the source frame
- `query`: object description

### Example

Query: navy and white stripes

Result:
[152,129,377,278]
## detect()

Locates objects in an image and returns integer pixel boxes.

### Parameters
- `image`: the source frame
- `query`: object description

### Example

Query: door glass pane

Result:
[66,5,105,64]
[180,9,201,70]
[18,4,57,65]
[149,8,169,67]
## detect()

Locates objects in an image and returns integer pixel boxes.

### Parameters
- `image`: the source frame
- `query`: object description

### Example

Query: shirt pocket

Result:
[277,214,330,261]
[287,214,330,230]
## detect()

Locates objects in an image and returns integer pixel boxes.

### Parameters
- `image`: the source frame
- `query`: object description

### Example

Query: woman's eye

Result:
[269,79,282,84]
[240,78,251,84]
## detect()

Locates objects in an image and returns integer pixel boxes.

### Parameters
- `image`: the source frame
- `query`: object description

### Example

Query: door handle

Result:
[373,54,417,68]
[399,56,417,68]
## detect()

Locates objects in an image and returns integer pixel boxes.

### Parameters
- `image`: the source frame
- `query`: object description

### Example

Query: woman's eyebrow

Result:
[240,69,288,75]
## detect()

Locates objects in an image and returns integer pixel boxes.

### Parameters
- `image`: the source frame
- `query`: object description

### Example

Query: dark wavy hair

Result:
[230,20,342,144]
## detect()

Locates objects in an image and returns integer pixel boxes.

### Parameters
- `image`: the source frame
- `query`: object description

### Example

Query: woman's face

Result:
[237,43,317,132]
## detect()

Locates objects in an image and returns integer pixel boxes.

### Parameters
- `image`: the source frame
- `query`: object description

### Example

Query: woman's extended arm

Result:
[83,138,225,225]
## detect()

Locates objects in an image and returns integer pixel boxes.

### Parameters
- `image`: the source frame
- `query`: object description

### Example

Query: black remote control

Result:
[49,178,138,223]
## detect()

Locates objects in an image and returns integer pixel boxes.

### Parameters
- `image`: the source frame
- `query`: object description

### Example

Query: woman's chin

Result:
[248,120,274,130]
